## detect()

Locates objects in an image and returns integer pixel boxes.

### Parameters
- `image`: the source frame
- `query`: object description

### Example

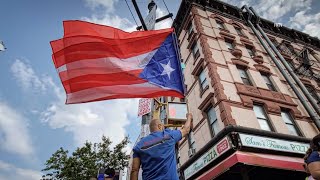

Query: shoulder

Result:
[164,129,180,135]
[306,151,320,164]
[164,129,182,141]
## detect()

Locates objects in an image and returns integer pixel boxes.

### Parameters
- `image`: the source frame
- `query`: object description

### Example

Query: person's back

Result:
[133,129,180,180]
[130,114,193,180]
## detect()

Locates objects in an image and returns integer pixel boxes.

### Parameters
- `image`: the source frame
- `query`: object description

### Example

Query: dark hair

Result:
[105,168,115,178]
[304,134,320,161]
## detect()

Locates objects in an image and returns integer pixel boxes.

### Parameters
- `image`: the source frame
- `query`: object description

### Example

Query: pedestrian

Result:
[303,163,315,180]
[130,113,193,180]
[304,134,320,179]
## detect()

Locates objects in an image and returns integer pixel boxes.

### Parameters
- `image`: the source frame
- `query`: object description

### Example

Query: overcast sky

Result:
[0,0,319,179]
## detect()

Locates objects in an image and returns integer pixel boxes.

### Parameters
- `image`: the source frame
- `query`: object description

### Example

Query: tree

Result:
[41,136,130,180]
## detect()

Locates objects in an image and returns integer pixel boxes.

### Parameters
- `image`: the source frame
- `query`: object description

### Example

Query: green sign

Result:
[239,133,309,154]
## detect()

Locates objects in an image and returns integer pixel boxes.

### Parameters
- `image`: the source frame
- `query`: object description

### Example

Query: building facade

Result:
[171,0,320,179]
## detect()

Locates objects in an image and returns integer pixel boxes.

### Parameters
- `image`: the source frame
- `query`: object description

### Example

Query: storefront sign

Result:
[239,133,309,154]
[184,136,231,179]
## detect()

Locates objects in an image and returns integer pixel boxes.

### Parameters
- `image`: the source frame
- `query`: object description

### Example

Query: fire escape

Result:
[275,41,320,84]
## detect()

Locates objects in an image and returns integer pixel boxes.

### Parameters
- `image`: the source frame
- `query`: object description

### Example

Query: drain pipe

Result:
[249,6,320,116]
[241,5,320,130]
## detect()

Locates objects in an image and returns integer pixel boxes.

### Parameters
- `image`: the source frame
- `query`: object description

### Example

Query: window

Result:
[245,45,255,57]
[206,106,220,136]
[237,66,252,86]
[270,38,279,47]
[253,105,272,131]
[285,59,295,70]
[191,42,199,59]
[261,73,276,91]
[234,25,243,36]
[187,132,196,150]
[199,69,208,91]
[305,84,320,103]
[216,19,225,30]
[286,43,296,56]
[187,22,193,35]
[225,39,235,50]
[281,110,300,136]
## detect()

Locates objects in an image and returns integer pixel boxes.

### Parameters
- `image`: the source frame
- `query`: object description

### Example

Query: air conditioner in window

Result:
[188,148,196,157]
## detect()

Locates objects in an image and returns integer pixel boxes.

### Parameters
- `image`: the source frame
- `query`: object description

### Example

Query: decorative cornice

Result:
[231,48,242,58]
[231,58,249,67]
[253,64,271,73]
[253,55,264,64]
[173,0,320,50]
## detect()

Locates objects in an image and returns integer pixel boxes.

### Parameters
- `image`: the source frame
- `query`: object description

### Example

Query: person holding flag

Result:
[130,113,193,180]
[50,20,188,179]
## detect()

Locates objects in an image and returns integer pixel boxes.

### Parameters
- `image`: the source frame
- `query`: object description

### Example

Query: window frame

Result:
[206,106,220,137]
[215,19,226,30]
[253,104,274,131]
[234,25,243,36]
[198,68,209,92]
[187,132,196,150]
[280,110,301,136]
[187,22,193,35]
[305,84,320,102]
[261,73,277,91]
[285,58,295,70]
[191,42,200,60]
[225,39,235,50]
[245,45,255,57]
[237,65,253,86]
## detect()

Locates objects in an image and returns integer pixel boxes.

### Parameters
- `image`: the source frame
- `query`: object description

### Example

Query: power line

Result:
[124,0,139,27]
[162,0,173,21]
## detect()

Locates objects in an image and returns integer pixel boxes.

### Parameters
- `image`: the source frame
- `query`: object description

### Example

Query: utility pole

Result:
[132,0,173,31]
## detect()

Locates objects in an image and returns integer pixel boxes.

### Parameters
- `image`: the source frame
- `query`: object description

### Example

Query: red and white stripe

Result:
[50,20,182,104]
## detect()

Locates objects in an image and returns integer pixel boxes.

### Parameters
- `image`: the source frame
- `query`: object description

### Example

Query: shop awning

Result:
[198,151,305,180]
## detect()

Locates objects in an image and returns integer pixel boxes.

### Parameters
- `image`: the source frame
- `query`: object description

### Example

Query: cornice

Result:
[173,0,320,50]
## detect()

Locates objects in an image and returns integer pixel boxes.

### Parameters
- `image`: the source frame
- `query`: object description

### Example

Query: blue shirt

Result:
[133,129,182,180]
[306,151,320,164]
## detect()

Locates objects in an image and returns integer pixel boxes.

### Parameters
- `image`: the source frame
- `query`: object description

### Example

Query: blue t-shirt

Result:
[306,151,320,164]
[133,129,182,180]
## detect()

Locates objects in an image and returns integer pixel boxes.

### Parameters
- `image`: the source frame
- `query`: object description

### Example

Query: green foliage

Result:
[41,136,130,180]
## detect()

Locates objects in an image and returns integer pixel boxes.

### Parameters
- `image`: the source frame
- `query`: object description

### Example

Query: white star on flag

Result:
[160,61,175,79]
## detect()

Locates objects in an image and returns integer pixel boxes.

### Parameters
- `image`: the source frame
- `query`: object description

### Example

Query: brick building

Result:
[170,0,320,179]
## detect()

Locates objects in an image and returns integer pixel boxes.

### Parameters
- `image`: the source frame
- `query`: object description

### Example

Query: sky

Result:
[0,0,319,179]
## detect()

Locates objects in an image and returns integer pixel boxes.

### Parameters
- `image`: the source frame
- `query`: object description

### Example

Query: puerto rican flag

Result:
[50,21,185,104]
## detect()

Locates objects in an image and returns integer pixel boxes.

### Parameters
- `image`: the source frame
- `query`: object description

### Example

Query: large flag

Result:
[50,20,185,104]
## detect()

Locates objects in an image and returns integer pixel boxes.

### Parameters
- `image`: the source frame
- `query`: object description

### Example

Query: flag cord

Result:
[162,0,173,21]
[125,0,139,27]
